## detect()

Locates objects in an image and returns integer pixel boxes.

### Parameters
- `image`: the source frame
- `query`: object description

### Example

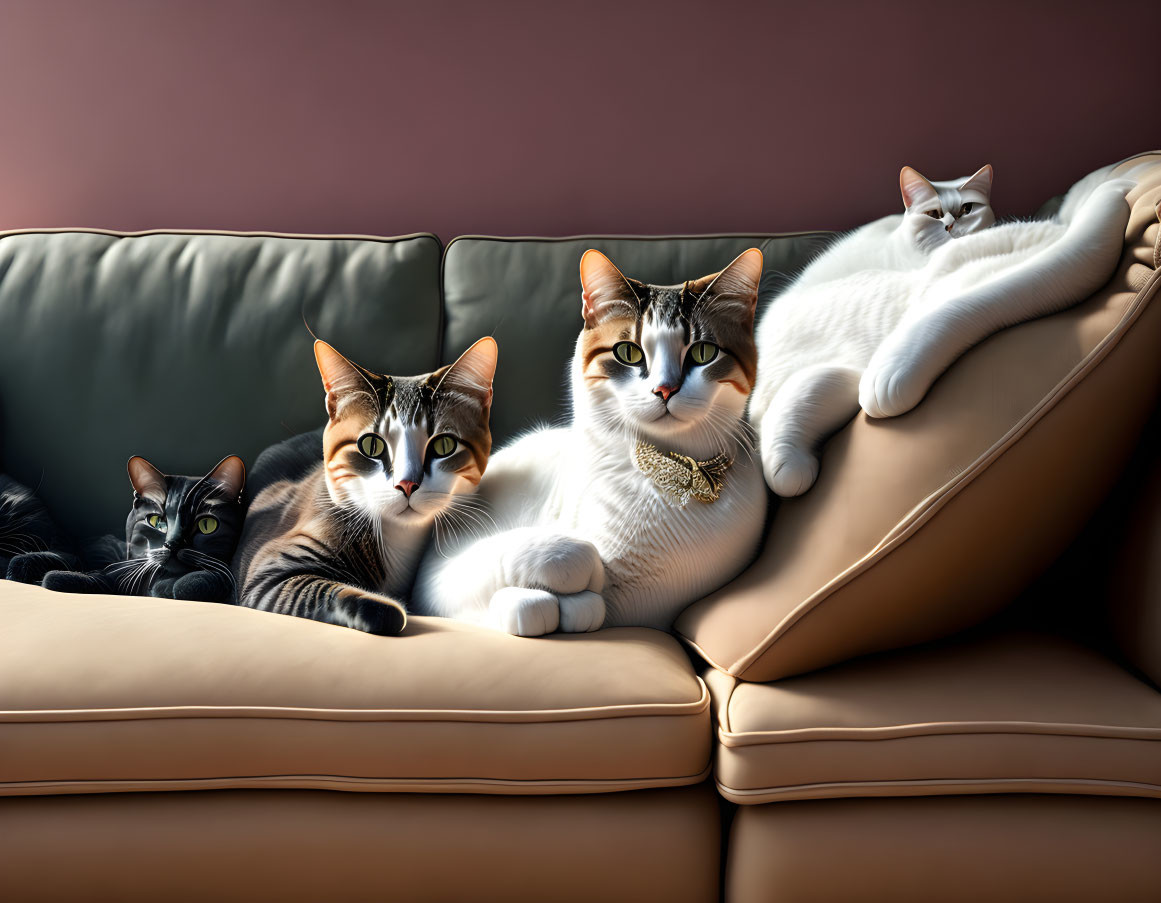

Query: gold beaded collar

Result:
[633,440,733,508]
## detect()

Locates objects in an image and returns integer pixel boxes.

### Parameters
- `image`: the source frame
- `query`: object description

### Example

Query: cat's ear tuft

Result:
[899,166,939,210]
[127,456,167,501]
[959,163,994,197]
[579,249,640,327]
[206,455,246,500]
[691,248,763,314]
[436,336,498,406]
[314,340,369,420]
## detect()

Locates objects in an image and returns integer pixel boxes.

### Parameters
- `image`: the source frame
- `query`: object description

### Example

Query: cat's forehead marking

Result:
[386,376,434,429]
[643,284,695,329]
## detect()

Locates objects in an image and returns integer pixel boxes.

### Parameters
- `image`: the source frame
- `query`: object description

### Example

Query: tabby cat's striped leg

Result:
[250,573,406,636]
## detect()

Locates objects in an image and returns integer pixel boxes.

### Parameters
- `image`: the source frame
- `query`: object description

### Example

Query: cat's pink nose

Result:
[395,480,418,498]
[653,384,678,402]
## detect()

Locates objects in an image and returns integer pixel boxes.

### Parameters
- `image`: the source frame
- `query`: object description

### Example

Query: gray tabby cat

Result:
[233,337,497,635]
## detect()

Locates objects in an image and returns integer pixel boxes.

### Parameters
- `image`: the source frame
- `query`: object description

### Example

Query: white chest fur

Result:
[546,430,767,629]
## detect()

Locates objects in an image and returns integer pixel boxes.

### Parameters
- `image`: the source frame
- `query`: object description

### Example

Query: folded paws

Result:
[500,533,605,596]
[488,587,606,637]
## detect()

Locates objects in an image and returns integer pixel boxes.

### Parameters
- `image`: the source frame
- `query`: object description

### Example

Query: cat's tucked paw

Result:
[859,352,929,419]
[5,551,73,585]
[762,442,820,497]
[489,587,560,637]
[172,570,233,604]
[558,590,605,633]
[501,533,604,596]
[41,570,106,594]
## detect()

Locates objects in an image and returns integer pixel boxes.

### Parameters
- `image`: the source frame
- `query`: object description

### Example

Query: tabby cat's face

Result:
[576,249,762,451]
[901,164,996,252]
[316,338,497,524]
[125,455,245,578]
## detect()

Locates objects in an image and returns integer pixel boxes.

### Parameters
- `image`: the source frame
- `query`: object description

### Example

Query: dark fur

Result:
[39,459,245,603]
[0,475,78,583]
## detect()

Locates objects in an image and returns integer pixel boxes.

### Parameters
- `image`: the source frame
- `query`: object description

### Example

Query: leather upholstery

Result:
[1105,409,1161,686]
[441,232,832,444]
[706,629,1161,804]
[0,229,441,538]
[677,154,1161,680]
[0,583,710,795]
[726,794,1161,903]
[0,785,721,903]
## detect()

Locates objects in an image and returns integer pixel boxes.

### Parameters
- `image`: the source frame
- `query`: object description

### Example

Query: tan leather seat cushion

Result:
[0,583,710,796]
[677,153,1161,681]
[706,630,1161,804]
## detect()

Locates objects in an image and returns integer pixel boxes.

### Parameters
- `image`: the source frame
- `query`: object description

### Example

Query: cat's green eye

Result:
[689,342,719,365]
[613,342,644,365]
[197,516,219,536]
[430,434,458,458]
[925,209,941,219]
[358,433,388,459]
[960,203,974,215]
[146,514,165,530]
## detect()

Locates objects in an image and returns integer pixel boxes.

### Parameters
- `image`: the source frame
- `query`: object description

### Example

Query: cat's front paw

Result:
[761,437,820,497]
[172,570,234,604]
[859,350,929,419]
[489,587,560,637]
[5,551,73,585]
[558,590,605,633]
[501,533,605,597]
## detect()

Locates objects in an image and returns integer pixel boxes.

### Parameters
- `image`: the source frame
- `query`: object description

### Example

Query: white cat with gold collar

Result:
[412,249,767,635]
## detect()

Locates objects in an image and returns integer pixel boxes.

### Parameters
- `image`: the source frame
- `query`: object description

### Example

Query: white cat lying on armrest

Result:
[749,162,1136,498]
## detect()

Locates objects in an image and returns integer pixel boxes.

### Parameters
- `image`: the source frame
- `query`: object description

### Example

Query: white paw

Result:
[762,443,819,497]
[501,534,605,596]
[859,352,928,419]
[558,590,606,633]
[489,587,560,637]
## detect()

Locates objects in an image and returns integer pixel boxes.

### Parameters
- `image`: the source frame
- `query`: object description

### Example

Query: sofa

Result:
[1,153,1159,902]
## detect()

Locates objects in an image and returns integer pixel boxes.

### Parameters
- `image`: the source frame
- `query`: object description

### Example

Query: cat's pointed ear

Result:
[434,336,498,406]
[688,248,763,316]
[314,340,371,420]
[696,248,761,308]
[579,250,641,327]
[206,455,246,500]
[899,166,939,210]
[959,163,994,198]
[127,456,167,502]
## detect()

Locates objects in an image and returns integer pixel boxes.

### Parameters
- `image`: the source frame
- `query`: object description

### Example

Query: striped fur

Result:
[232,338,497,636]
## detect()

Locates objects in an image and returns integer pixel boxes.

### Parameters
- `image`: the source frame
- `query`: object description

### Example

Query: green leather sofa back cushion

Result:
[0,230,441,538]
[441,233,833,445]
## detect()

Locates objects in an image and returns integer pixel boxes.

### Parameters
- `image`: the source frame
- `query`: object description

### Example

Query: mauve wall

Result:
[0,0,1156,241]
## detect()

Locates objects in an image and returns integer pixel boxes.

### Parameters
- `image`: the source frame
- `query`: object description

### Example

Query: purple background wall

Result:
[0,0,1156,241]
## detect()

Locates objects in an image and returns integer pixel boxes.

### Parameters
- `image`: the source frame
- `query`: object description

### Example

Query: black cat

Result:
[0,474,77,583]
[36,455,246,603]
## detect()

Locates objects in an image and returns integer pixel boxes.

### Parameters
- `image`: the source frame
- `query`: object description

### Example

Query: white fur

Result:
[750,164,1135,497]
[412,316,767,636]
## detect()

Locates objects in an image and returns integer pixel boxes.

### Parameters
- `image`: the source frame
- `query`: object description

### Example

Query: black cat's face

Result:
[124,456,245,580]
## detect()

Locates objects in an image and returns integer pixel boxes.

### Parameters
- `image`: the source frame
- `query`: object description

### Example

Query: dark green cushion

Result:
[0,230,441,538]
[441,233,834,444]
